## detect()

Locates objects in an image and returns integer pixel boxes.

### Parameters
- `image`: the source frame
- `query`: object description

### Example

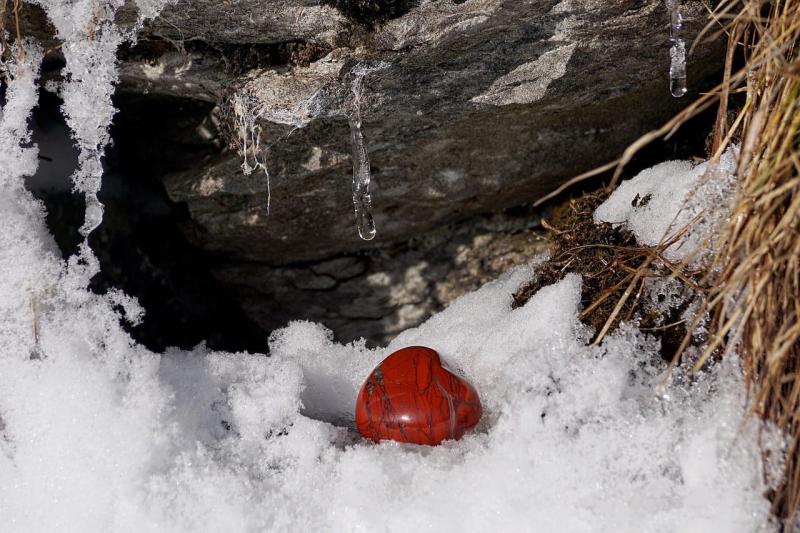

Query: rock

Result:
[212,211,548,345]
[26,0,725,347]
[355,346,482,445]
[123,0,348,46]
[144,0,723,265]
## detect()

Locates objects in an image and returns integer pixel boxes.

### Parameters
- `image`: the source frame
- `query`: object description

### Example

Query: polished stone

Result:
[355,346,482,445]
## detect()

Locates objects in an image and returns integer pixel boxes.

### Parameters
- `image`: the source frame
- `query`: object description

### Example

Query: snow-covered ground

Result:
[0,153,775,531]
[0,2,778,531]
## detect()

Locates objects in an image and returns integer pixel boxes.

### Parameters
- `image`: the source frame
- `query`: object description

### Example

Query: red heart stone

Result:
[355,346,482,445]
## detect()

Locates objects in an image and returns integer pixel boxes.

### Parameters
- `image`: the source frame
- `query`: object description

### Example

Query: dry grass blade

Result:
[592,256,652,346]
[0,0,25,61]
[694,0,800,526]
[533,160,619,207]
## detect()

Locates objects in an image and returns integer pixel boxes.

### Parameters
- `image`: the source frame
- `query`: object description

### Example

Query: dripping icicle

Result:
[666,0,687,97]
[348,67,377,241]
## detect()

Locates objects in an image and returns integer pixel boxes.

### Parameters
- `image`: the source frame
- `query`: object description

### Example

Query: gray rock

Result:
[141,0,722,265]
[27,0,725,345]
[213,212,549,345]
[127,0,348,46]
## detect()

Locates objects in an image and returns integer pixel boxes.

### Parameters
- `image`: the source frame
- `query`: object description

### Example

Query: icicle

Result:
[666,0,687,97]
[348,115,376,241]
[348,66,376,241]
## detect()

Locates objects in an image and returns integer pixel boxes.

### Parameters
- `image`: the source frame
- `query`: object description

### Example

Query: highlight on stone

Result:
[355,346,482,445]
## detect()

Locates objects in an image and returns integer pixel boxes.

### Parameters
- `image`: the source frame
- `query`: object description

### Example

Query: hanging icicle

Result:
[348,115,376,241]
[666,0,687,97]
[348,65,377,241]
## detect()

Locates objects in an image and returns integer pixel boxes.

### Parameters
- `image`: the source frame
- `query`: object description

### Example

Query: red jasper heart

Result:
[355,346,482,445]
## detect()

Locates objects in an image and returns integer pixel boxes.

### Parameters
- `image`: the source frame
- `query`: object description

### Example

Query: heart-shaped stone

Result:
[355,346,482,445]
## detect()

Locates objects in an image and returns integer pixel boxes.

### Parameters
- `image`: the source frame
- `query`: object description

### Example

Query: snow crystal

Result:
[594,147,738,263]
[0,45,43,188]
[30,0,174,270]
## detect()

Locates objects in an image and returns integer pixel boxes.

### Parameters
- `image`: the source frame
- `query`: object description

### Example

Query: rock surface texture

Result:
[28,0,723,346]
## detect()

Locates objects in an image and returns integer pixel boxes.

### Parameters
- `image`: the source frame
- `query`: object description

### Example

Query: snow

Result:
[30,0,175,271]
[594,147,738,263]
[0,8,776,532]
[0,210,774,531]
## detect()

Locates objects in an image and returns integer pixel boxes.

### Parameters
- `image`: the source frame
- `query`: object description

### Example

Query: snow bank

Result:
[595,148,738,262]
[0,155,773,532]
[0,221,774,532]
[0,12,773,532]
[270,274,772,532]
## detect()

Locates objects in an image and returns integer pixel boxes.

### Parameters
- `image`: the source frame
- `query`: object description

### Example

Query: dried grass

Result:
[513,193,702,359]
[0,0,25,61]
[531,0,800,526]
[697,0,800,525]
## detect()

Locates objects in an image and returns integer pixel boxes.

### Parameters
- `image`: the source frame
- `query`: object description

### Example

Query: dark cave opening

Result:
[27,89,267,354]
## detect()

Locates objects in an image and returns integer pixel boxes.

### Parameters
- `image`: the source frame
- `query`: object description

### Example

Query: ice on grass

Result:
[594,147,738,263]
